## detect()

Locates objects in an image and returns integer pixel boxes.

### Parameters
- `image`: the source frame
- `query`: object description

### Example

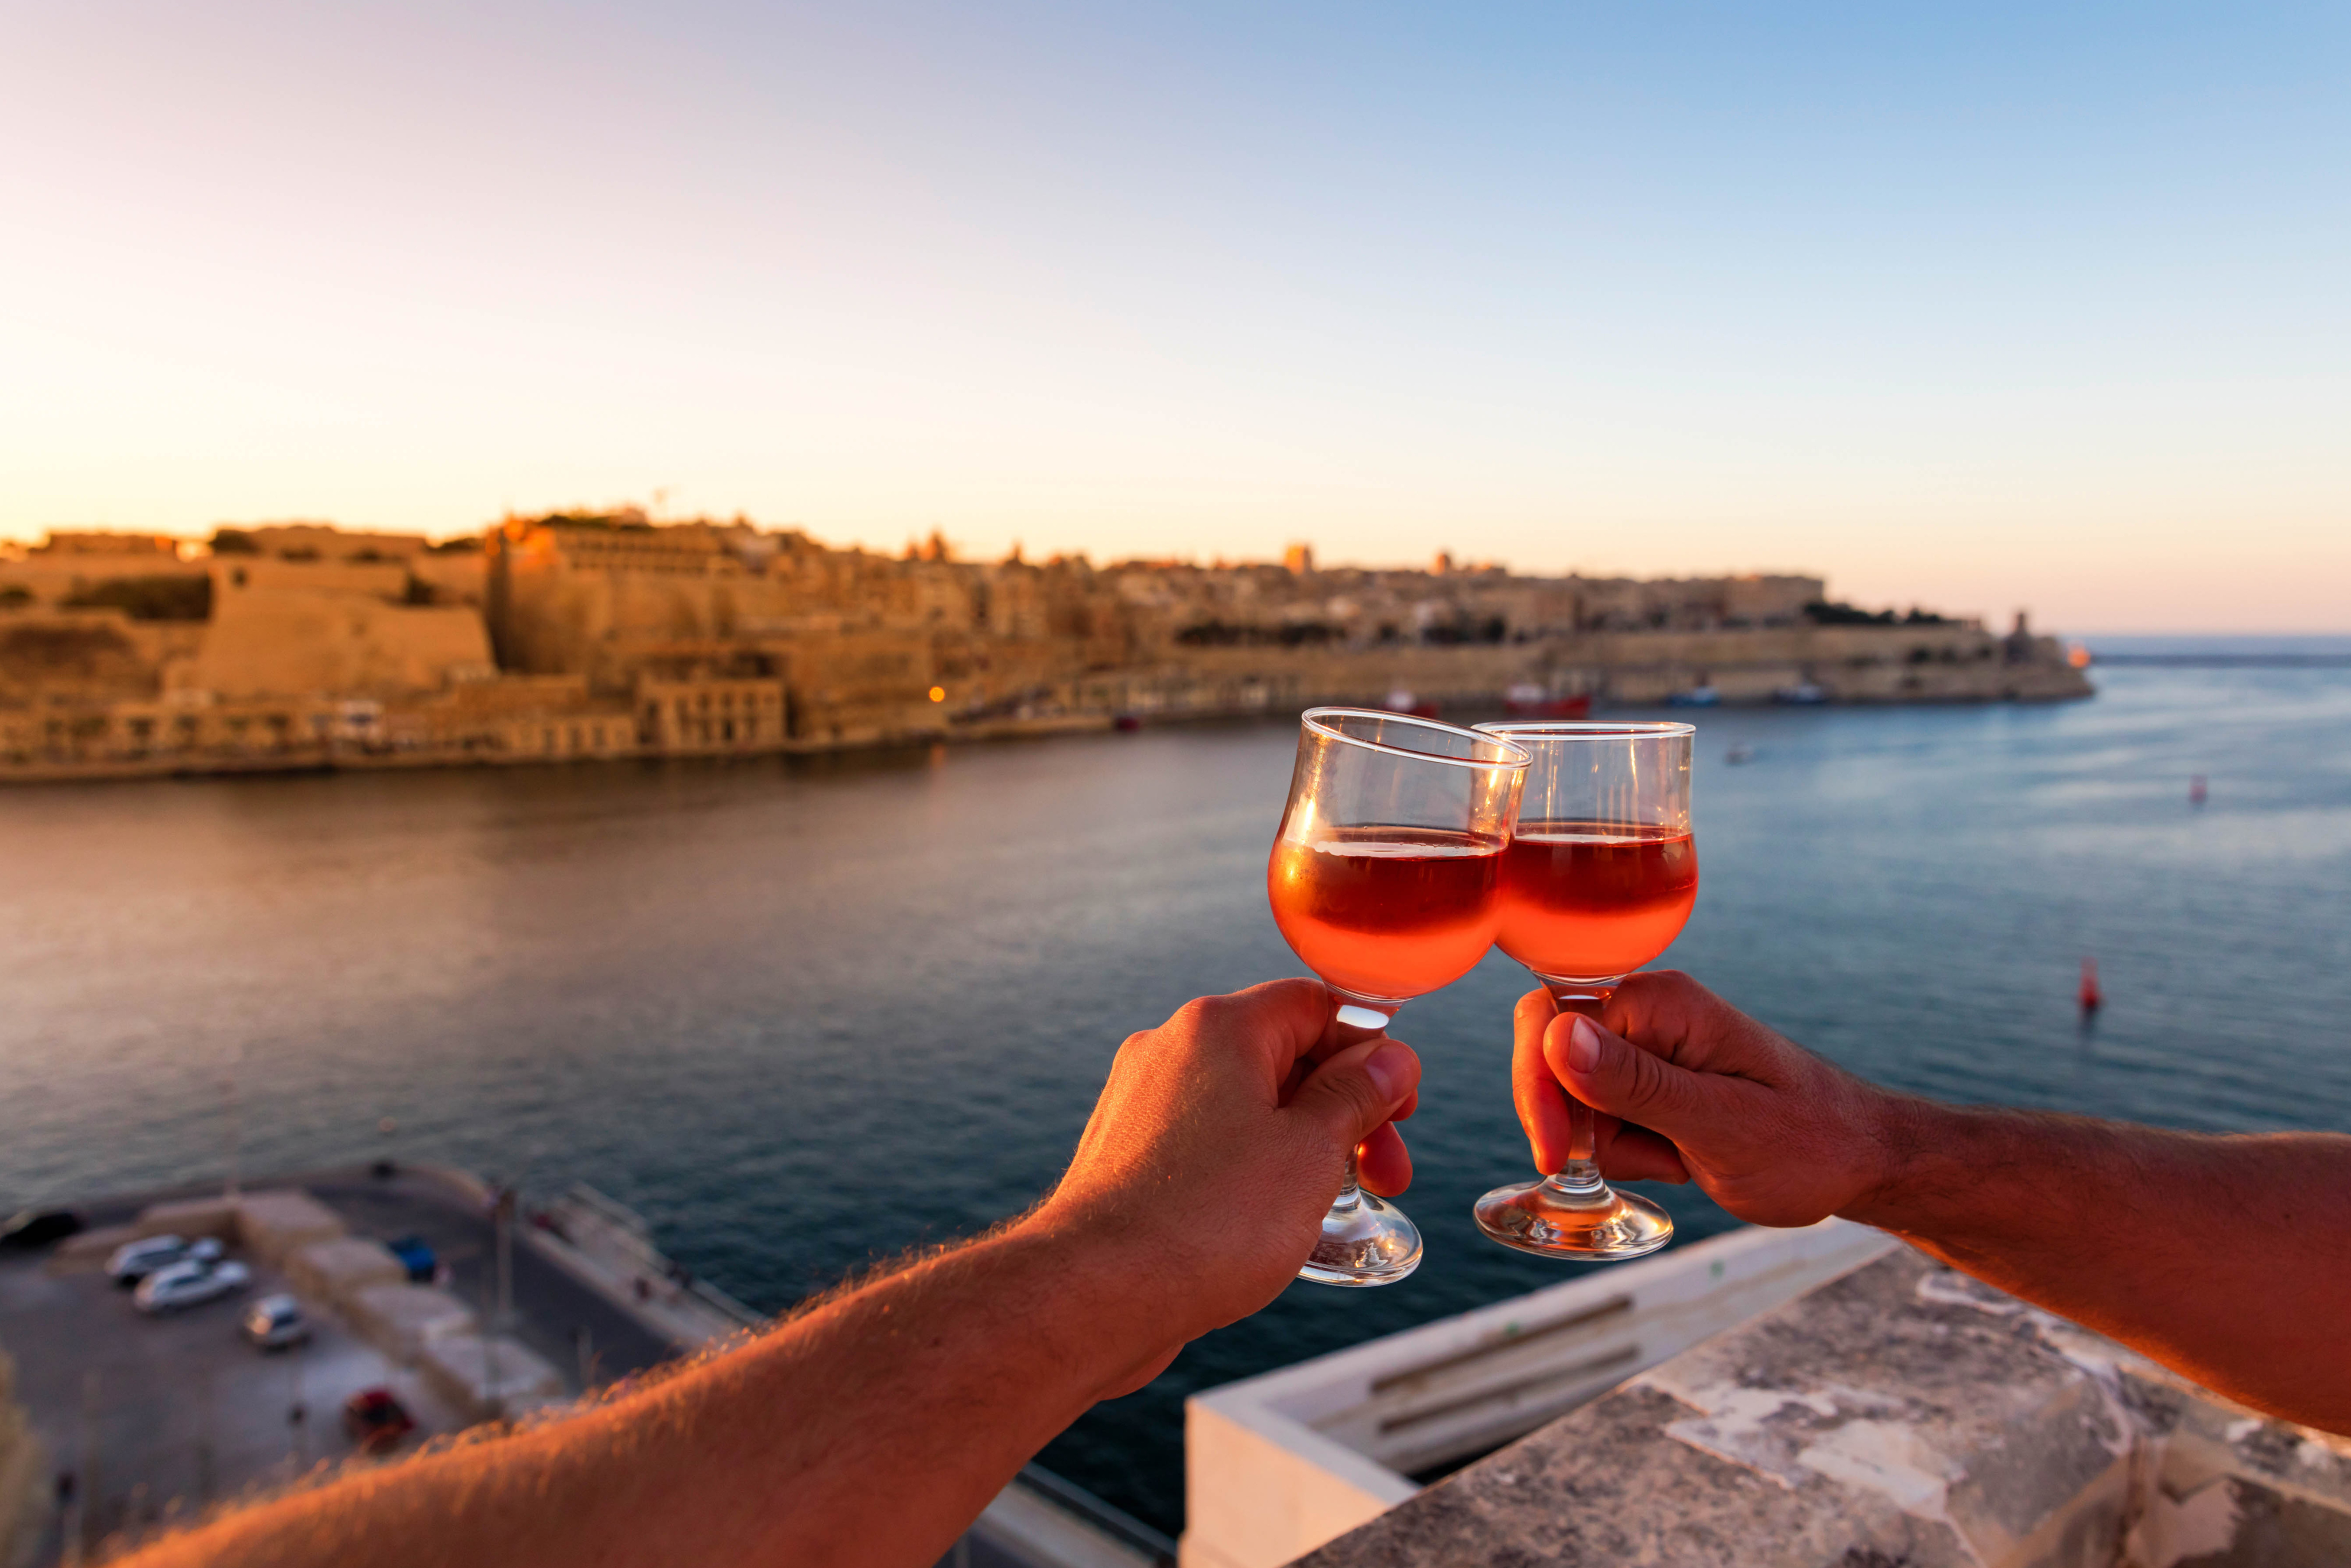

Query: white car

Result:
[240,1293,310,1349]
[106,1233,222,1286]
[134,1258,250,1314]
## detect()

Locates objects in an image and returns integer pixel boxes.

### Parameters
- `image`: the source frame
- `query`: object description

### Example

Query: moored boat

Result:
[1503,684,1592,719]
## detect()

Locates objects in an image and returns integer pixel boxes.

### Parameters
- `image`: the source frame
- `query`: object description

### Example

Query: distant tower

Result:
[2004,610,2035,665]
[1282,543,1314,575]
[1433,550,1454,576]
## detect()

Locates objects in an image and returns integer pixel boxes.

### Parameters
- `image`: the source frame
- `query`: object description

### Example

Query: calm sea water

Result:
[5,650,2349,1532]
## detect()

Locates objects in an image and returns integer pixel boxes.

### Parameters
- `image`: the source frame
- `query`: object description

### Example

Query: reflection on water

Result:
[4,662,2349,1531]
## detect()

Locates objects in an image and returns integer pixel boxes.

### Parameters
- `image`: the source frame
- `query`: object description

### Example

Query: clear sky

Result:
[3,3,2344,630]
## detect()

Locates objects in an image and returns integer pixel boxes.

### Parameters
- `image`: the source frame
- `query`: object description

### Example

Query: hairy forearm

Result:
[130,1217,1173,1568]
[1845,1098,2351,1433]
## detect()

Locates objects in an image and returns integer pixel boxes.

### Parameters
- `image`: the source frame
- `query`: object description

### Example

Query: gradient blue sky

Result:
[3,2,2344,629]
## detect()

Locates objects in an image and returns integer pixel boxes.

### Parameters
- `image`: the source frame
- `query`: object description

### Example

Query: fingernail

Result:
[1364,1042,1410,1107]
[1568,1016,1603,1074]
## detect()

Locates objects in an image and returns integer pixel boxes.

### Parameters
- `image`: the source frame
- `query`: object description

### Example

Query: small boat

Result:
[2189,775,2208,806]
[1112,714,1142,732]
[1383,689,1441,719]
[1667,685,1720,708]
[1773,683,1827,705]
[1725,744,1756,765]
[2080,957,2103,1015]
[1504,684,1592,719]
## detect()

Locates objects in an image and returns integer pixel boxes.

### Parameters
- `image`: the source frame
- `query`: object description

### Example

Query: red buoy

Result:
[2189,775,2208,806]
[2079,957,2103,1014]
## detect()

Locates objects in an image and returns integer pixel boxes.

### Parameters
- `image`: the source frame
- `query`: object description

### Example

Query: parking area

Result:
[1,1241,464,1561]
[0,1166,683,1563]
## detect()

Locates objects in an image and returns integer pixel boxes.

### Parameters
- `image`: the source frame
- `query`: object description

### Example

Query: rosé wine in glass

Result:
[1471,722,1696,1262]
[1267,708,1528,1286]
[1268,828,1504,1004]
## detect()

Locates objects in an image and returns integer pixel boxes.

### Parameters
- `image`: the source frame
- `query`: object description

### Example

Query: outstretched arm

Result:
[126,980,1422,1568]
[1514,974,2351,1435]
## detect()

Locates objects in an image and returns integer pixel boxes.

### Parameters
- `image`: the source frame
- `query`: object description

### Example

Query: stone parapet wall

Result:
[1296,1248,2350,1568]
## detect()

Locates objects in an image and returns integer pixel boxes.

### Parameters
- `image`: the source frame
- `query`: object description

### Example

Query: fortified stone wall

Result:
[0,611,200,706]
[0,550,209,610]
[189,560,494,698]
[1168,623,2089,709]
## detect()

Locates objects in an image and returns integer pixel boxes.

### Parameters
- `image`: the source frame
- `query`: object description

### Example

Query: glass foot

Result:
[1298,1188,1422,1287]
[1474,1174,1672,1260]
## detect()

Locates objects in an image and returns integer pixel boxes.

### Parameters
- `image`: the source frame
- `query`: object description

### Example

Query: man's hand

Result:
[1512,970,2351,1436]
[1037,978,1421,1366]
[1516,971,1899,1228]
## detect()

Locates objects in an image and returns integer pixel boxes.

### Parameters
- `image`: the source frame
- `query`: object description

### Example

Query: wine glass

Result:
[1268,707,1530,1286]
[1469,720,1696,1261]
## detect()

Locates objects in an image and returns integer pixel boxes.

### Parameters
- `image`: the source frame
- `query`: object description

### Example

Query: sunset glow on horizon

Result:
[3,2,2344,632]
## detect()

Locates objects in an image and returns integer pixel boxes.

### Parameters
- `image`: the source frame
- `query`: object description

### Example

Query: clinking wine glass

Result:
[1267,708,1529,1286]
[1469,721,1697,1261]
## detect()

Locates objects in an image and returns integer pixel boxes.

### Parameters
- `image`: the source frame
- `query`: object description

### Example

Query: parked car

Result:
[343,1388,416,1454]
[108,1234,190,1286]
[1,1208,83,1250]
[387,1235,437,1283]
[134,1258,250,1314]
[110,1235,224,1286]
[240,1293,311,1350]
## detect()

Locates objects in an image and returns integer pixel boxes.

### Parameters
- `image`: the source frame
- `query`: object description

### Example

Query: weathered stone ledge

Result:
[1295,1247,2351,1568]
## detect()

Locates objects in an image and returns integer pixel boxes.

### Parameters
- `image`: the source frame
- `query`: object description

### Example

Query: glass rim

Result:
[1474,719,1696,743]
[1301,706,1531,772]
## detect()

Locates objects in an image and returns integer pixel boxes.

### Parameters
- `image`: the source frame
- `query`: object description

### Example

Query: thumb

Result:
[1544,1012,1712,1143]
[1290,1038,1419,1157]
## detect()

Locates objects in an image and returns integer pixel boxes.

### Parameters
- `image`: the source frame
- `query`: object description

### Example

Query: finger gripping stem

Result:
[1546,982,1616,1163]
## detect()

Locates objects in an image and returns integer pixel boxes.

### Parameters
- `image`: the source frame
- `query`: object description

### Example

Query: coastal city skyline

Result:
[0,513,2092,782]
[6,4,2347,633]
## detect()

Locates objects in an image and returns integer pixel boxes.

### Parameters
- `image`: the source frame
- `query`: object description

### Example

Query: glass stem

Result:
[1544,979,1621,1204]
[1328,996,1388,1214]
[1332,1147,1364,1213]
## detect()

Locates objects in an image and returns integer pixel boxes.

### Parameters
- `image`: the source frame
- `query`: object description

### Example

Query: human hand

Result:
[1518,972,1899,1229]
[1512,988,1690,1184]
[1032,979,1421,1359]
